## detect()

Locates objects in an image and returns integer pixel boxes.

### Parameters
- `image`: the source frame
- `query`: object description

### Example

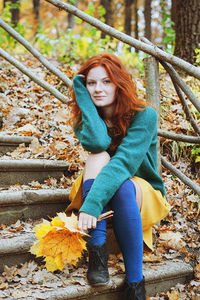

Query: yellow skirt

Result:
[66,172,171,250]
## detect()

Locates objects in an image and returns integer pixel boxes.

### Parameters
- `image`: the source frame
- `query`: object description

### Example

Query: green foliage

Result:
[85,4,95,16]
[194,48,200,66]
[10,0,21,9]
[0,1,26,51]
[33,5,143,73]
[34,21,114,65]
[0,3,144,74]
[160,5,175,53]
[166,139,200,163]
[68,0,77,5]
[98,5,106,21]
[191,146,200,163]
[119,49,145,74]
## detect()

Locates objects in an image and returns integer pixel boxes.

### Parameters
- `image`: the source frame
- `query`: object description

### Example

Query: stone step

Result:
[0,189,70,224]
[0,233,35,273]
[0,159,70,186]
[0,227,194,298]
[0,134,33,155]
[22,261,192,298]
[0,113,3,129]
[0,238,193,299]
[30,261,192,299]
[0,228,120,272]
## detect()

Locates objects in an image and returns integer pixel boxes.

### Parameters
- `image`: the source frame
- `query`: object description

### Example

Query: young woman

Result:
[66,53,171,300]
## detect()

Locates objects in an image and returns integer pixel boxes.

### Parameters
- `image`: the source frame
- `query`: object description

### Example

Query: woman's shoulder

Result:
[133,105,157,123]
[142,105,157,115]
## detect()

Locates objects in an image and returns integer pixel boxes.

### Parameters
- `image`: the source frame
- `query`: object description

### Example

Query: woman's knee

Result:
[115,179,142,210]
[83,151,110,180]
[114,179,136,200]
[111,179,142,211]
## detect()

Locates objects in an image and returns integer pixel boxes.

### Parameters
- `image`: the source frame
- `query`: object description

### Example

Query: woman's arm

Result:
[73,75,111,152]
[79,106,163,218]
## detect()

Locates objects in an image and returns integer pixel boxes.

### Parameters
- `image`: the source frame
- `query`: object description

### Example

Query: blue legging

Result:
[82,179,143,283]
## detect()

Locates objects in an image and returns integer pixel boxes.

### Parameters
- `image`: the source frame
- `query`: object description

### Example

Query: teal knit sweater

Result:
[73,75,166,218]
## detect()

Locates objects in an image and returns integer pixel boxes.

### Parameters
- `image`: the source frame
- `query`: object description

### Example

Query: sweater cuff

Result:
[73,74,85,85]
[79,201,102,219]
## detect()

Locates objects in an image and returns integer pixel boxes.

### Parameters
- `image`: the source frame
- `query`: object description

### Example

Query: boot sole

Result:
[88,279,110,286]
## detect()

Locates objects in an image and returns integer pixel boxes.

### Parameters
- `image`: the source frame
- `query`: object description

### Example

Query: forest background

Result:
[1,0,200,66]
[0,0,200,299]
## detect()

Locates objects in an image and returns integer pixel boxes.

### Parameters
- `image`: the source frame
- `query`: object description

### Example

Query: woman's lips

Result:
[94,96,105,99]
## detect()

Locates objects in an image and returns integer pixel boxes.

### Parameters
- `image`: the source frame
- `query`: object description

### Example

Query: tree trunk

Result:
[100,0,113,38]
[67,0,78,29]
[173,0,200,64]
[171,0,177,28]
[134,0,139,52]
[160,0,167,40]
[144,0,151,41]
[3,0,9,8]
[4,0,20,27]
[124,0,133,36]
[33,0,40,23]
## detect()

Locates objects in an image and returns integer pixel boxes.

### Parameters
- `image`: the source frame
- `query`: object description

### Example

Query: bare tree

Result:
[134,0,139,52]
[68,0,78,29]
[100,0,113,38]
[33,0,40,23]
[144,0,151,41]
[3,0,8,7]
[173,0,200,64]
[4,0,20,27]
[171,0,177,28]
[160,0,167,41]
[124,0,133,36]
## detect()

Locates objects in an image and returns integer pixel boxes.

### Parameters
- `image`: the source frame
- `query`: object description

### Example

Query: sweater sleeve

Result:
[79,106,158,218]
[73,75,111,153]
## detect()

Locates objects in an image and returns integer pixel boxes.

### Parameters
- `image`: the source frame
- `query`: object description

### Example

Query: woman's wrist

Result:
[78,211,97,231]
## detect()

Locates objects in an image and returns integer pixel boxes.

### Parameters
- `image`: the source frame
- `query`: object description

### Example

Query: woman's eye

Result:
[104,79,110,84]
[87,81,95,86]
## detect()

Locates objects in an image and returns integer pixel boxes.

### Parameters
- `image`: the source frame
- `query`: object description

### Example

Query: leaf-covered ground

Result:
[0,56,199,299]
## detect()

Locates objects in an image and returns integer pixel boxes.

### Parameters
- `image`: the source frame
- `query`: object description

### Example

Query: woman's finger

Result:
[78,213,85,230]
[83,218,88,230]
[78,213,89,231]
[87,217,92,229]
[92,217,97,228]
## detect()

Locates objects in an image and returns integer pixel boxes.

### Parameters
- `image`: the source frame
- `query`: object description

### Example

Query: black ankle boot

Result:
[123,278,146,300]
[87,242,110,286]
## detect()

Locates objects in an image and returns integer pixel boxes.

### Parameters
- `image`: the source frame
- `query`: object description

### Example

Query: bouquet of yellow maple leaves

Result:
[30,211,113,272]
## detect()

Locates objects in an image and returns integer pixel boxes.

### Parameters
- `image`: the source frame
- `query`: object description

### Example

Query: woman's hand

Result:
[78,74,85,79]
[78,212,97,231]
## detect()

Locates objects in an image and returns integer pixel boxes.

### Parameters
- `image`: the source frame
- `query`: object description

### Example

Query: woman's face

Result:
[86,66,117,111]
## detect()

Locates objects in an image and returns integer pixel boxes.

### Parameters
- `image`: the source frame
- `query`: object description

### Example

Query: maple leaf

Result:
[30,213,88,272]
[194,264,200,280]
[167,290,180,300]
[16,124,39,135]
[159,231,186,250]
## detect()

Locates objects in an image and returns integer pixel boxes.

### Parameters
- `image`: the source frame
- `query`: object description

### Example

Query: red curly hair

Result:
[70,53,148,149]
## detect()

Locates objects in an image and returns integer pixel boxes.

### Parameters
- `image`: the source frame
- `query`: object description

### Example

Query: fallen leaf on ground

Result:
[159,231,186,250]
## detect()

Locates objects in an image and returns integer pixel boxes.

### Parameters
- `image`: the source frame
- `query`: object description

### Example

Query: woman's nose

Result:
[95,81,103,91]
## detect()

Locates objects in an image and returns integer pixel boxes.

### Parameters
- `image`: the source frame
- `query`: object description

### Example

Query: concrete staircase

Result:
[0,134,33,155]
[0,134,194,299]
